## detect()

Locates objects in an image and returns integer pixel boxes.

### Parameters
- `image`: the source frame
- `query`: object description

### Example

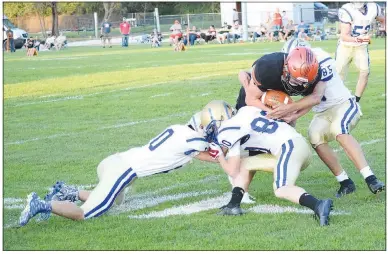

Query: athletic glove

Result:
[208,142,223,159]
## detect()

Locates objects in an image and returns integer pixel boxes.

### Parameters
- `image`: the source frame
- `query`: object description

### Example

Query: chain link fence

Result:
[26,7,385,41]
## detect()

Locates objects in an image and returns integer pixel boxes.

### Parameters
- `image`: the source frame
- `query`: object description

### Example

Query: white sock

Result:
[360,166,374,179]
[335,171,349,182]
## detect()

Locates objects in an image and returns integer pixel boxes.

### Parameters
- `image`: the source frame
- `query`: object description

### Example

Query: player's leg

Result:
[308,110,356,197]
[273,137,333,226]
[353,44,370,102]
[335,43,353,82]
[332,99,384,193]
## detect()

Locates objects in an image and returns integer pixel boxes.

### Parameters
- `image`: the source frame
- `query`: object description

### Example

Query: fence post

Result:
[155,8,160,33]
[241,2,248,41]
[94,12,98,38]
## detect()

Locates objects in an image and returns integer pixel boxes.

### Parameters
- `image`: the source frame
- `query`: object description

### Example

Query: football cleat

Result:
[44,181,64,202]
[217,204,245,216]
[313,199,333,226]
[366,176,385,194]
[241,192,256,204]
[335,182,356,198]
[19,192,51,227]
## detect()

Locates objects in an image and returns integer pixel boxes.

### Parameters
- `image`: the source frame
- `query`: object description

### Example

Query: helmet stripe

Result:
[287,38,295,53]
[208,108,214,121]
[223,102,231,119]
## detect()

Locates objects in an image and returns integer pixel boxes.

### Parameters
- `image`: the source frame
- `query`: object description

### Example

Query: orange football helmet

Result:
[281,47,319,95]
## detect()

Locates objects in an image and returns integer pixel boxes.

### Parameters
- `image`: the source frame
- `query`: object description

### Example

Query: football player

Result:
[188,111,257,204]
[281,38,385,197]
[201,100,333,226]
[19,117,216,227]
[235,46,327,125]
[336,2,385,104]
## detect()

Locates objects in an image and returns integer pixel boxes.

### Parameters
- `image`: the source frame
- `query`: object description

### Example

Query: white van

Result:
[3,15,28,49]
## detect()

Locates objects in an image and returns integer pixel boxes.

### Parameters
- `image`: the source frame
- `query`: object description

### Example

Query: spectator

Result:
[252,24,268,42]
[205,25,217,43]
[270,8,284,41]
[120,18,131,47]
[151,29,162,47]
[183,25,199,46]
[26,37,37,57]
[282,11,289,27]
[101,18,112,48]
[233,8,239,24]
[283,20,295,40]
[297,22,310,41]
[6,28,15,53]
[169,20,182,46]
[228,21,242,43]
[217,23,231,44]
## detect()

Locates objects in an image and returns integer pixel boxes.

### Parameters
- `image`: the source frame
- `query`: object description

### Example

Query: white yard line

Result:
[150,93,172,98]
[110,190,219,216]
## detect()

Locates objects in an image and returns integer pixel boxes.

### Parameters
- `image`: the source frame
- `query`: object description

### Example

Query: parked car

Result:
[3,15,28,49]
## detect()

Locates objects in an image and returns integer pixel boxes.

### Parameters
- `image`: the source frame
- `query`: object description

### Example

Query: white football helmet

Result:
[352,2,366,10]
[200,100,235,143]
[281,38,311,54]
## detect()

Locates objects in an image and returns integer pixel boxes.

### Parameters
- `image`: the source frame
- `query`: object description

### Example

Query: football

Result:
[261,90,293,109]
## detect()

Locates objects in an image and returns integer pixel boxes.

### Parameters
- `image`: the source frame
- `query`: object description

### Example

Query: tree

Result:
[51,2,59,36]
[103,2,119,21]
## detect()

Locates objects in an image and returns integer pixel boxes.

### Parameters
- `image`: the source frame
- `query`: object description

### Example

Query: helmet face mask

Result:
[200,100,235,143]
[282,47,319,96]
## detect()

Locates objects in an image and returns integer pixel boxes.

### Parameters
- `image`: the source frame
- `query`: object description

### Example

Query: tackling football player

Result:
[281,39,385,197]
[201,100,333,226]
[19,118,216,226]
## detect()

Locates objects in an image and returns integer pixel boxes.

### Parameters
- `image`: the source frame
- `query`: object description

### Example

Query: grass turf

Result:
[3,39,386,250]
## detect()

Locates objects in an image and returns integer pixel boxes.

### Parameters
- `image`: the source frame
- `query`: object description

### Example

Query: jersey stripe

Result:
[218,126,241,135]
[184,149,198,155]
[344,99,358,133]
[186,137,207,142]
[276,144,287,189]
[223,102,231,119]
[191,116,198,131]
[340,7,353,22]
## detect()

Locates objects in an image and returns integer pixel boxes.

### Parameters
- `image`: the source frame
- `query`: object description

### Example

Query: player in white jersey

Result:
[19,119,216,226]
[187,110,257,204]
[336,2,385,104]
[281,38,385,197]
[201,100,333,226]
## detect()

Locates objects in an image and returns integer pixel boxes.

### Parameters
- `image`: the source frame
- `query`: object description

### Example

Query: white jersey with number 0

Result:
[338,2,382,46]
[217,106,302,156]
[119,125,208,177]
[312,47,352,113]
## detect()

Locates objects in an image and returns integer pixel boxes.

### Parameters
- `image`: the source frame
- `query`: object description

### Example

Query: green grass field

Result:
[3,39,386,250]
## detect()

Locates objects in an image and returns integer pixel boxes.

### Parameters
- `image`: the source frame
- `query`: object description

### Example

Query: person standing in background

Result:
[233,8,239,24]
[120,18,131,47]
[6,28,15,52]
[270,8,284,42]
[101,18,112,48]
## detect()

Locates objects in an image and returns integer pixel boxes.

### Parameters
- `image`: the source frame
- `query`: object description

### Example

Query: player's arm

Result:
[194,151,219,163]
[211,144,241,178]
[268,81,326,121]
[340,23,364,43]
[240,72,272,111]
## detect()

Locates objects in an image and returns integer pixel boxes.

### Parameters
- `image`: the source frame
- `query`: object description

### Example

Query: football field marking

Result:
[8,73,230,107]
[127,193,351,219]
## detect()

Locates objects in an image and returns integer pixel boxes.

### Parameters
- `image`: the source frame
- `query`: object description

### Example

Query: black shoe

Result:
[366,175,385,194]
[336,180,356,198]
[313,199,333,226]
[217,204,245,216]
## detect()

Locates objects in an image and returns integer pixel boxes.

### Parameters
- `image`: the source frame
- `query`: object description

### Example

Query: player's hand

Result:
[208,142,222,159]
[266,104,294,120]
